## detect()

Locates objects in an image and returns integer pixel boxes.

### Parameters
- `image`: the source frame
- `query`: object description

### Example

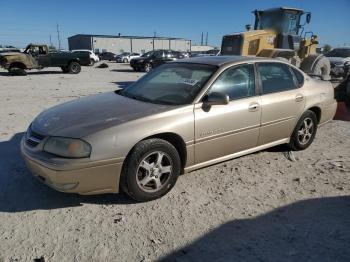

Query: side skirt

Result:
[184,138,290,173]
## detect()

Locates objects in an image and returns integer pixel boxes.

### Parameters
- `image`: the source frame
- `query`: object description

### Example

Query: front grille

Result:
[26,127,46,147]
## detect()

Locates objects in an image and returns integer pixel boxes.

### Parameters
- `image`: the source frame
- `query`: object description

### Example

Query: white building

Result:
[68,34,192,54]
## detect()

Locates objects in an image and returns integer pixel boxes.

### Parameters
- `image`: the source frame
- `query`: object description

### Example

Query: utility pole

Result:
[56,24,61,50]
[49,35,52,47]
[205,32,208,46]
[201,32,203,45]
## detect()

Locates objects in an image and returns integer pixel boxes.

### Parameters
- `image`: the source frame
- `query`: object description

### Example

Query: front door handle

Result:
[248,102,260,112]
[295,94,304,102]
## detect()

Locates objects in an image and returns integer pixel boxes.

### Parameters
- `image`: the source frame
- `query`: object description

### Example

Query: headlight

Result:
[43,137,91,158]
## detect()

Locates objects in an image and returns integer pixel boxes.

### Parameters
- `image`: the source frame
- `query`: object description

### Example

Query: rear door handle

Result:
[248,102,260,112]
[295,94,304,102]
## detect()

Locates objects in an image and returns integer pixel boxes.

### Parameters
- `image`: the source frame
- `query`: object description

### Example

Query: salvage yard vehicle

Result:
[130,50,185,72]
[72,49,100,65]
[99,51,116,61]
[115,52,130,63]
[0,44,90,75]
[21,56,337,202]
[325,47,350,79]
[221,7,331,80]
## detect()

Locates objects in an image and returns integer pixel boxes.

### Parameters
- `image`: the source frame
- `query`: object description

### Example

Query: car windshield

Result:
[119,63,217,105]
[325,49,350,58]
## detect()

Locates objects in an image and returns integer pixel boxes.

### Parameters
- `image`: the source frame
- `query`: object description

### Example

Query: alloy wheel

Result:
[297,117,314,145]
[136,151,173,193]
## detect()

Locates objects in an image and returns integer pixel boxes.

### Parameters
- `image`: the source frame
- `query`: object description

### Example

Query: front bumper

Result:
[21,137,123,195]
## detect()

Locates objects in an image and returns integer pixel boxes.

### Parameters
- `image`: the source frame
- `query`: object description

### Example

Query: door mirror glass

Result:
[204,92,229,106]
[306,13,311,24]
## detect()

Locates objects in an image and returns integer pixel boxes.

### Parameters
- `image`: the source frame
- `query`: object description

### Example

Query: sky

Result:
[0,0,349,49]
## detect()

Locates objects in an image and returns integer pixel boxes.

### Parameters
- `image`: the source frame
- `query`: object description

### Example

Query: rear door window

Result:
[258,63,296,94]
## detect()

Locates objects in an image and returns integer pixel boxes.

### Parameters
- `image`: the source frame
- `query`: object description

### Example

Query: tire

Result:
[288,110,318,151]
[144,63,152,72]
[8,67,27,76]
[120,138,181,202]
[68,61,81,74]
[61,66,69,73]
[90,59,95,66]
[301,55,331,80]
[123,58,128,63]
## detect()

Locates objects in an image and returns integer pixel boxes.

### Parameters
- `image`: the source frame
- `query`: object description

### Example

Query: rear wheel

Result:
[123,58,128,63]
[90,59,95,66]
[120,138,181,202]
[288,110,318,151]
[68,62,81,74]
[301,55,331,80]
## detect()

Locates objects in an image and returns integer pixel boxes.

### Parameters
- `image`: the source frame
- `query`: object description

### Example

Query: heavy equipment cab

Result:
[221,7,330,79]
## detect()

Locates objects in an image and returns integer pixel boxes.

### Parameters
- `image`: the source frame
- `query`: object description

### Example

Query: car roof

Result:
[176,55,271,66]
[72,49,92,52]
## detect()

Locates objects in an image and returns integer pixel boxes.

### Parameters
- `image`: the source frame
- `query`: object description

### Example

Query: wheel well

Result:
[307,106,321,123]
[68,59,79,65]
[9,62,26,69]
[143,133,187,171]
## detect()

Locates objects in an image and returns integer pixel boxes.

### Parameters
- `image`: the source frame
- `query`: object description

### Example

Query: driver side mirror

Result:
[203,92,229,106]
[306,13,311,24]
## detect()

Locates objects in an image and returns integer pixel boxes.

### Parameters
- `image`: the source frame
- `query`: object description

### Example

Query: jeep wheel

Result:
[120,138,181,202]
[123,58,128,63]
[8,66,27,76]
[68,62,81,74]
[90,59,95,66]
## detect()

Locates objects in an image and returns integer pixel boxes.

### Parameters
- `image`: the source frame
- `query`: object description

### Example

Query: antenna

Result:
[56,24,61,50]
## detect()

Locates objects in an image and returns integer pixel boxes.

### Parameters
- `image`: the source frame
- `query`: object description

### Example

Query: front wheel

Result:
[288,110,318,151]
[144,63,152,72]
[8,66,27,76]
[90,59,95,66]
[120,138,181,202]
[123,58,128,63]
[68,62,81,74]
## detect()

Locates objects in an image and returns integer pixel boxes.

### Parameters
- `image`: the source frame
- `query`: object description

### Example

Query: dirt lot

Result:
[0,63,349,262]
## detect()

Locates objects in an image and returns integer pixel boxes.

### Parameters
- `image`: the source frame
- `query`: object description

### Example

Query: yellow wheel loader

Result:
[221,7,331,80]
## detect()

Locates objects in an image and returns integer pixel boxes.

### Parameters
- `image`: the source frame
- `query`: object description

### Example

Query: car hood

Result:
[0,52,26,58]
[327,57,350,64]
[31,92,171,138]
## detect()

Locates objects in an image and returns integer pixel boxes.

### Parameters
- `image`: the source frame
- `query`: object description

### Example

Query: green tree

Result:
[323,44,332,53]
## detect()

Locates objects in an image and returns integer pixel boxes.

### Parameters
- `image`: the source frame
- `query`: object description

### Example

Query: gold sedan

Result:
[21,56,337,201]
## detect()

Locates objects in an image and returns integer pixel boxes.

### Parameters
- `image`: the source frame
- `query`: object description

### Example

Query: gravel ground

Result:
[0,62,349,262]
